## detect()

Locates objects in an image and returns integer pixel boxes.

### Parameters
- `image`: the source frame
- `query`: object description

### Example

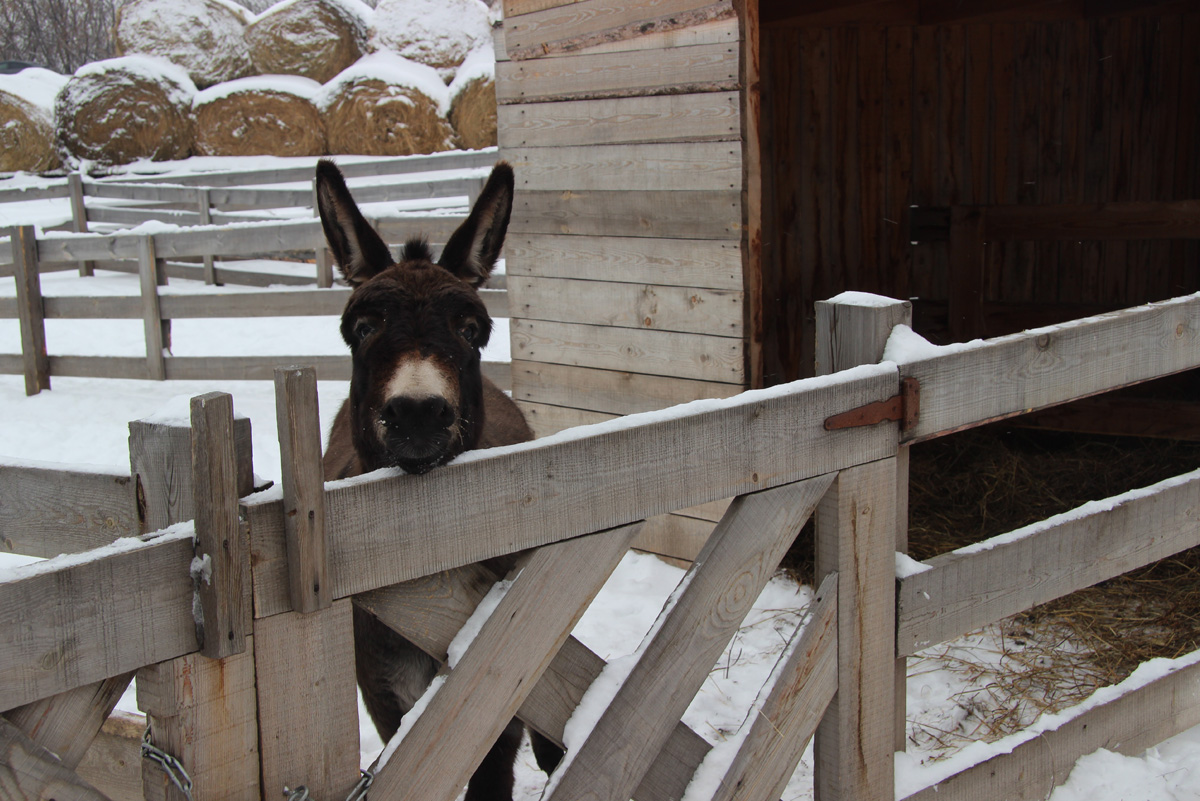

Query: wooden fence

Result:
[4,290,1200,801]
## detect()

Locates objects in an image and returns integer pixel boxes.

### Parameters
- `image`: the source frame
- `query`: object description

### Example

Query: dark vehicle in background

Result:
[0,60,48,74]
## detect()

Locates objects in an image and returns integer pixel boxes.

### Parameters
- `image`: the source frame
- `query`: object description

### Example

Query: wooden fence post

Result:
[253,371,358,799]
[138,235,169,380]
[129,403,259,801]
[196,187,217,285]
[312,177,333,288]
[813,293,908,800]
[274,366,331,613]
[11,224,49,395]
[815,294,912,753]
[68,172,94,277]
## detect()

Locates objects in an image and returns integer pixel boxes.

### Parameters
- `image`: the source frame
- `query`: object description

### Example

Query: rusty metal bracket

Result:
[824,377,920,432]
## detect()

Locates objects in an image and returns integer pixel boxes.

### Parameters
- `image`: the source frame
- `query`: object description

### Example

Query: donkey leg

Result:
[530,730,564,774]
[464,717,523,801]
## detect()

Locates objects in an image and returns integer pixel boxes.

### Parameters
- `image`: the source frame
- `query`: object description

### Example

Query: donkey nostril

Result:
[383,396,454,432]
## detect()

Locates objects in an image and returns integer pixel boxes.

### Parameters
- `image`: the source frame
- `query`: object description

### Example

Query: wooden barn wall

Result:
[497,0,753,437]
[760,13,1200,383]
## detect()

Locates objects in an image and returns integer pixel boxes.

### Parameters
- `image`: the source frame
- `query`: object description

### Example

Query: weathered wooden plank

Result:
[506,233,742,289]
[709,572,838,801]
[273,368,331,614]
[504,0,582,17]
[510,275,743,335]
[245,364,899,617]
[505,0,734,60]
[0,529,199,712]
[76,711,143,801]
[0,464,138,558]
[543,476,834,801]
[900,294,1200,442]
[516,400,616,437]
[511,360,741,417]
[898,468,1200,655]
[370,523,642,801]
[565,14,740,56]
[899,653,1200,801]
[4,674,133,769]
[12,225,48,395]
[137,237,166,382]
[505,142,741,192]
[510,189,742,240]
[498,92,740,148]
[511,318,744,383]
[496,40,739,104]
[814,459,897,801]
[631,513,713,563]
[68,174,95,277]
[0,182,71,204]
[137,645,259,801]
[0,717,111,801]
[253,600,359,801]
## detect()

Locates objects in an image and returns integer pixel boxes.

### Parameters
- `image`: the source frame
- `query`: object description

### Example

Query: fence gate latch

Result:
[824,377,920,432]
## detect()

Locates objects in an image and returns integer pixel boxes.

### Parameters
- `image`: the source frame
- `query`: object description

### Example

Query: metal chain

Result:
[283,786,310,801]
[141,727,195,801]
[345,769,375,801]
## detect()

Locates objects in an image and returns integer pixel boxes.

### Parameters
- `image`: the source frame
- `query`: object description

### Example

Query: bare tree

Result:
[0,0,117,74]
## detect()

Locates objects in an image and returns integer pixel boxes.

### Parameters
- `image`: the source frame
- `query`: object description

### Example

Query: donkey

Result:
[314,159,561,800]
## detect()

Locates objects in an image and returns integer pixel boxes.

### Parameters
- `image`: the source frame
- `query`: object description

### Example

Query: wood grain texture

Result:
[510,189,742,240]
[505,0,734,60]
[543,476,834,801]
[900,294,1200,442]
[515,400,616,437]
[68,173,95,277]
[505,142,741,191]
[273,368,331,613]
[4,673,133,769]
[76,711,143,801]
[506,234,743,290]
[898,468,1200,655]
[709,573,838,801]
[509,276,743,335]
[244,365,899,617]
[899,654,1200,801]
[12,225,48,395]
[496,40,739,104]
[370,524,641,801]
[0,717,111,801]
[252,600,360,801]
[631,513,714,562]
[814,459,897,801]
[814,296,913,376]
[0,465,138,558]
[498,92,740,148]
[136,646,259,801]
[0,530,198,712]
[137,237,166,382]
[510,318,744,382]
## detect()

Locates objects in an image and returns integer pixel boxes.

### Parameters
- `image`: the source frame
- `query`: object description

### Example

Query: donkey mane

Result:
[400,237,434,263]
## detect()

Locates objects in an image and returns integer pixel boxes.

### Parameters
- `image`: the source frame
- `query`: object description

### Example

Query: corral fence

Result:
[0,151,512,394]
[4,290,1200,801]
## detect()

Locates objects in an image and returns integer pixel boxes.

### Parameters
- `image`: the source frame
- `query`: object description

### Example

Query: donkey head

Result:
[315,159,513,475]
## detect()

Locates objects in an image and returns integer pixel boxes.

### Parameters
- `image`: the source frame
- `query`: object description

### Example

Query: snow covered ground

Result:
[2,182,1199,798]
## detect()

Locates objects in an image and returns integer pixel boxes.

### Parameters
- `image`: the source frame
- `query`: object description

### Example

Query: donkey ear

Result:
[438,161,514,287]
[315,159,394,286]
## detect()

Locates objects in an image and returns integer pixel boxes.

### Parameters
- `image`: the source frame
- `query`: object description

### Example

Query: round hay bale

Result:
[448,47,496,150]
[194,76,325,157]
[115,0,254,88]
[370,0,491,82]
[55,57,196,166]
[0,68,67,172]
[245,0,371,85]
[319,53,454,156]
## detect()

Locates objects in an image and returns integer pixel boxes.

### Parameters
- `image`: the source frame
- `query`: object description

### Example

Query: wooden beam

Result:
[543,476,834,801]
[0,717,111,801]
[137,236,167,382]
[4,674,133,769]
[0,463,138,558]
[11,225,48,395]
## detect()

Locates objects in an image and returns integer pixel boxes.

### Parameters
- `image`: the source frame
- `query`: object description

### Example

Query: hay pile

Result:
[55,57,196,165]
[245,0,371,84]
[319,52,454,156]
[193,76,325,157]
[0,68,67,172]
[448,46,496,150]
[370,0,491,82]
[115,0,254,88]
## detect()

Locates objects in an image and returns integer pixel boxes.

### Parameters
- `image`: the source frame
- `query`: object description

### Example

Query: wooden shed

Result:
[498,0,1200,434]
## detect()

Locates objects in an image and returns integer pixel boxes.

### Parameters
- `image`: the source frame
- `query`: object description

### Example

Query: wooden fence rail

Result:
[5,292,1200,800]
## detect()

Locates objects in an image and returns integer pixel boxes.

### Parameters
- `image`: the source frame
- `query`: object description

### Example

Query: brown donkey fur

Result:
[315,159,559,801]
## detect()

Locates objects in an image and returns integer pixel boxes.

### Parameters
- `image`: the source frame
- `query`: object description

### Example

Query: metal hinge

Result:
[824,377,920,432]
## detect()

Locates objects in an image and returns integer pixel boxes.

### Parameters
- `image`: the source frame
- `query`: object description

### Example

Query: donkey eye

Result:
[353,318,377,342]
[457,320,480,345]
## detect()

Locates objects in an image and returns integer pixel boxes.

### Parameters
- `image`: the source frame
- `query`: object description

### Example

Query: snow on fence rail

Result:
[5,292,1200,801]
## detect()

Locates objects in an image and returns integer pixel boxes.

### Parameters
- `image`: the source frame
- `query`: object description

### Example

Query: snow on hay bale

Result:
[194,76,325,157]
[369,0,491,82]
[0,68,67,172]
[245,0,371,85]
[319,53,454,156]
[114,0,254,88]
[55,57,196,165]
[448,46,496,150]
